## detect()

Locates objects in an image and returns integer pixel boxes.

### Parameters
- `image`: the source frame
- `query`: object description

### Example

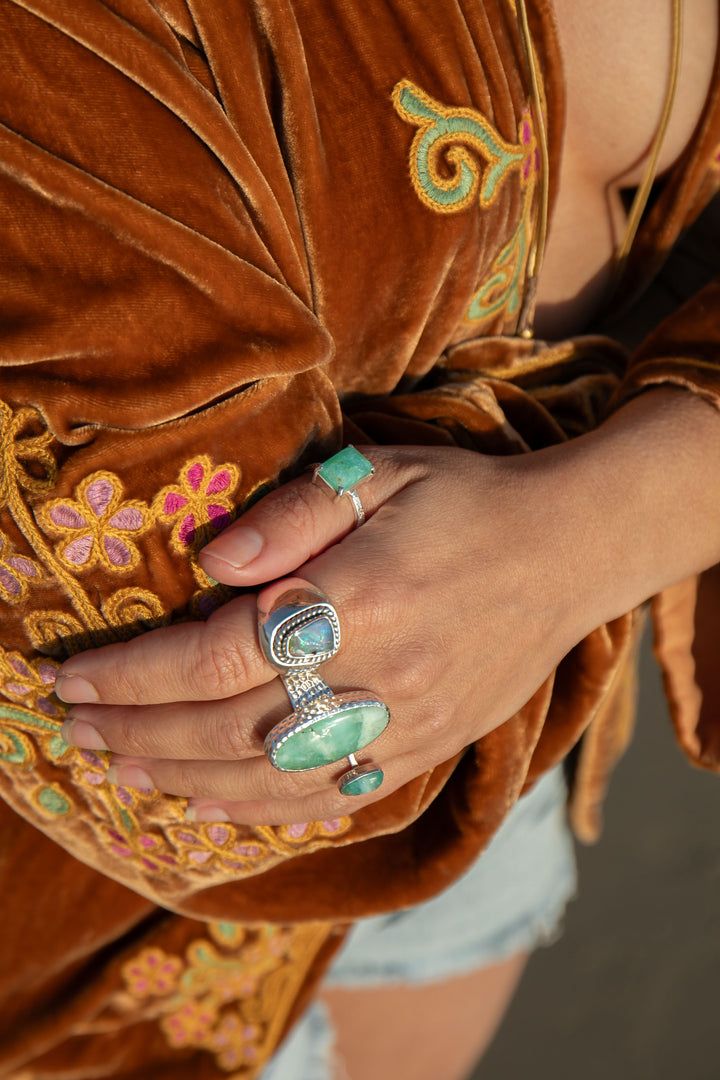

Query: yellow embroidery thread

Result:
[392,79,527,214]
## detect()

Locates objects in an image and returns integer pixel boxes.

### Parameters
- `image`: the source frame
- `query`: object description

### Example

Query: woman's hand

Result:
[55,442,593,825]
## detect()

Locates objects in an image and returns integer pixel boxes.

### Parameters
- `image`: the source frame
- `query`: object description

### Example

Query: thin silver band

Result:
[343,487,366,527]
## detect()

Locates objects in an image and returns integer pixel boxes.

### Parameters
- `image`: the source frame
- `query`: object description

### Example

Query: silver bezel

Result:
[258,590,341,670]
[264,691,390,771]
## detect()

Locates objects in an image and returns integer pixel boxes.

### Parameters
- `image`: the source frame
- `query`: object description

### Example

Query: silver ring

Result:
[338,753,384,796]
[310,445,375,529]
[258,586,340,670]
[258,585,390,775]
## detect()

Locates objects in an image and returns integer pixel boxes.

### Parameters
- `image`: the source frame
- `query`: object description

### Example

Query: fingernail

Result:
[54,673,100,703]
[61,718,109,751]
[106,764,155,794]
[185,805,231,823]
[201,527,263,570]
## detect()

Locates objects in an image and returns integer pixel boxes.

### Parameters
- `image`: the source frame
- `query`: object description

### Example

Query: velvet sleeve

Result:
[1,0,593,922]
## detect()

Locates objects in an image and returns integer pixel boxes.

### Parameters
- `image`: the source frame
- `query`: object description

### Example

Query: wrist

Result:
[516,388,720,641]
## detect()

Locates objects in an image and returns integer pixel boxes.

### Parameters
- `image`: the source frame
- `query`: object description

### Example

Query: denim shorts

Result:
[262,766,576,1080]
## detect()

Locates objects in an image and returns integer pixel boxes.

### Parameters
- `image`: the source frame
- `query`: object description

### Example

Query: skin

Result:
[51,3,720,1077]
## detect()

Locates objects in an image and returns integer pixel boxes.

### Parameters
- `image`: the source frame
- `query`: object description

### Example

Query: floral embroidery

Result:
[466,110,539,325]
[110,922,331,1077]
[393,81,543,330]
[38,472,150,574]
[124,947,184,996]
[392,79,527,213]
[154,455,240,555]
[0,398,355,895]
[0,532,41,604]
[0,649,60,717]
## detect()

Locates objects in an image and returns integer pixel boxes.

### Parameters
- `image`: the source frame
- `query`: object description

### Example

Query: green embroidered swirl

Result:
[392,79,526,213]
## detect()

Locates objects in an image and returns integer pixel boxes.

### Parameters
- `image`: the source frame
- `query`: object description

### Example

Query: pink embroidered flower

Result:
[122,947,183,998]
[39,472,150,573]
[0,532,40,604]
[154,455,240,554]
[0,649,60,716]
[161,1000,216,1047]
[276,817,351,845]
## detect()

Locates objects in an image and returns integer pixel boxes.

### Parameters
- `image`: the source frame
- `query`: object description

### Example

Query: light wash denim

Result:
[262,766,576,1080]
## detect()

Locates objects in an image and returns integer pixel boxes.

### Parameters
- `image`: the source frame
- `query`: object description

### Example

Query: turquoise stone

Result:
[316,446,374,494]
[274,702,389,770]
[287,616,335,659]
[339,768,384,797]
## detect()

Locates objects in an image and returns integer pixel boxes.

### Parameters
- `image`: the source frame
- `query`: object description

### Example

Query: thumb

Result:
[198,446,412,585]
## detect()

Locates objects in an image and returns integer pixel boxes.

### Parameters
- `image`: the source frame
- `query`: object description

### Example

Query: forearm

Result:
[520,386,720,643]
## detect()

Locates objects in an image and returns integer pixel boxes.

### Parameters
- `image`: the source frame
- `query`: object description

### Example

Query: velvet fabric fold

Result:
[1,1,720,1075]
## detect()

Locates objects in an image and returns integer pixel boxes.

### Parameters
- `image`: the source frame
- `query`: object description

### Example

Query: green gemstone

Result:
[339,768,384,796]
[316,446,374,494]
[287,616,335,658]
[274,702,389,770]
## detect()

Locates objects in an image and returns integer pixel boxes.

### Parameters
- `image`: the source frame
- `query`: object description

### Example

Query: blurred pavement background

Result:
[474,627,720,1080]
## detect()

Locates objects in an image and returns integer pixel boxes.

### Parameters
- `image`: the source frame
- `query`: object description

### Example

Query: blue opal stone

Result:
[287,616,335,659]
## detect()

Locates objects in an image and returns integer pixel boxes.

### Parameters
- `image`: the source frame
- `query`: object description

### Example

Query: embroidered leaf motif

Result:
[392,79,526,213]
[466,110,540,325]
[0,532,41,605]
[0,648,61,717]
[0,401,56,501]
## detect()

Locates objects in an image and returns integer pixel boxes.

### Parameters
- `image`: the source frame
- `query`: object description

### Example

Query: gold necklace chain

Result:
[514,0,684,336]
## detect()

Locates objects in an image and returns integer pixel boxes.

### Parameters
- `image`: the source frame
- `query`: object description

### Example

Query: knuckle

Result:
[209,714,253,759]
[419,694,457,744]
[173,761,200,797]
[114,711,152,757]
[193,631,252,698]
[264,484,318,545]
[378,639,440,702]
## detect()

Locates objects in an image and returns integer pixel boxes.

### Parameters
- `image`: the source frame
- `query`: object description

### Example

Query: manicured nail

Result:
[185,805,231,823]
[201,527,263,570]
[61,718,109,751]
[54,673,100,703]
[106,764,155,794]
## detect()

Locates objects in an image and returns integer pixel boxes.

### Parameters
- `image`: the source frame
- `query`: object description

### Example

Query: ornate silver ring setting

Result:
[258,584,388,795]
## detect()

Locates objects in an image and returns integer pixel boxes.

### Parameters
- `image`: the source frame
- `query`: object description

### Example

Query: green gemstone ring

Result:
[338,755,385,797]
[311,445,375,527]
[263,685,390,773]
[258,586,341,670]
[259,582,388,790]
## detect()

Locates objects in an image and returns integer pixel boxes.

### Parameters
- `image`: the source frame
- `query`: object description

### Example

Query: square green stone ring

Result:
[311,445,375,527]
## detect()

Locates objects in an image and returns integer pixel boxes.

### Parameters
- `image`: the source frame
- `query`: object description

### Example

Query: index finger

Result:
[54,594,272,705]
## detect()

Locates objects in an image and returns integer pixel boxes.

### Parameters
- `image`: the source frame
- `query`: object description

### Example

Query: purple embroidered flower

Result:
[206,1015,261,1069]
[39,471,150,574]
[0,649,60,714]
[154,455,240,554]
[0,532,40,605]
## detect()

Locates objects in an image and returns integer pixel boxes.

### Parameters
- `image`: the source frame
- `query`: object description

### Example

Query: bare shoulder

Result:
[552,0,719,185]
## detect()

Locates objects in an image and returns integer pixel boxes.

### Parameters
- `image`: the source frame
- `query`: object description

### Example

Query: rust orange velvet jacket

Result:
[1,1,720,1076]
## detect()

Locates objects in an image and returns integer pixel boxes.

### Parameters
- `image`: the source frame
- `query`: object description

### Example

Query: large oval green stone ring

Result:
[259,585,389,791]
